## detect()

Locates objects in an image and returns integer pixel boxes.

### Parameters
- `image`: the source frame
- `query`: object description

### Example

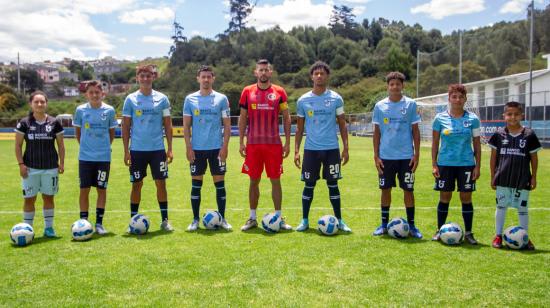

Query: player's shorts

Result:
[190,149,226,176]
[79,161,111,189]
[301,149,341,182]
[378,159,414,191]
[242,144,283,179]
[21,168,59,198]
[129,150,168,182]
[434,165,476,192]
[496,186,530,209]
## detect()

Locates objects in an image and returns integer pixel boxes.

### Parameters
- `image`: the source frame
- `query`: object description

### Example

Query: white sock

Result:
[23,211,35,226]
[250,209,256,220]
[495,206,507,235]
[518,208,529,233]
[275,210,282,217]
[43,208,54,228]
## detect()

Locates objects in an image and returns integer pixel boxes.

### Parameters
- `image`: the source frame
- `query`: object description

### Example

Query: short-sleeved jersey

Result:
[372,96,421,160]
[73,102,117,162]
[297,89,344,150]
[488,127,541,190]
[122,90,170,151]
[183,90,230,150]
[15,115,64,169]
[432,111,481,166]
[239,84,287,145]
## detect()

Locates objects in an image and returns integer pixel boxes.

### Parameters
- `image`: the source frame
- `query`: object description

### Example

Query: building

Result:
[91,56,123,77]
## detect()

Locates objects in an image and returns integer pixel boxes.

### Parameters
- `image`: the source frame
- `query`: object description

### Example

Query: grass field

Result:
[1,137,549,306]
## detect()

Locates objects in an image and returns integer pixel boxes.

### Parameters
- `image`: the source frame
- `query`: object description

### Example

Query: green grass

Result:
[0,137,549,306]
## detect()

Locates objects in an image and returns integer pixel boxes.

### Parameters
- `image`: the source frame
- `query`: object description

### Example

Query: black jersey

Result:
[488,127,541,190]
[15,115,64,169]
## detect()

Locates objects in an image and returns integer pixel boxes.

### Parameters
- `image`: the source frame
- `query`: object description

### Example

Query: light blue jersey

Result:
[297,90,344,150]
[183,90,230,150]
[73,102,117,162]
[122,90,170,151]
[433,111,480,166]
[372,96,421,160]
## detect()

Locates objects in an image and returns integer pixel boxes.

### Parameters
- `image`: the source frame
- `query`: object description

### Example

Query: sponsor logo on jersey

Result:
[136,109,143,117]
[307,110,314,117]
[30,126,36,131]
[383,117,389,124]
[194,109,200,116]
[85,122,90,129]
[502,139,509,145]
[443,129,451,135]
[251,104,257,110]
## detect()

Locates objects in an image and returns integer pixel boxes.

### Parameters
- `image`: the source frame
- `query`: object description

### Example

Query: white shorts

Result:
[21,168,59,198]
[496,186,529,209]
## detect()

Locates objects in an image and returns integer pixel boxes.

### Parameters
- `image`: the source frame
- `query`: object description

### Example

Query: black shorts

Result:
[301,149,341,182]
[129,150,168,182]
[79,161,111,189]
[379,159,414,191]
[191,149,226,176]
[434,165,476,192]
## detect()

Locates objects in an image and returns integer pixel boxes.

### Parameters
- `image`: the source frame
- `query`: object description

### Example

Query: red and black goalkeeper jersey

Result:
[15,115,64,169]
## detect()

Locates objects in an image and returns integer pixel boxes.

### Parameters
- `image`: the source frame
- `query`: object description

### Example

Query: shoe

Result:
[43,227,56,238]
[220,219,232,231]
[492,235,502,248]
[372,225,387,236]
[160,219,174,232]
[432,230,440,241]
[338,219,352,232]
[409,226,423,239]
[279,217,293,230]
[525,240,535,250]
[296,219,309,232]
[187,220,199,232]
[464,232,478,245]
[241,219,258,231]
[95,224,107,235]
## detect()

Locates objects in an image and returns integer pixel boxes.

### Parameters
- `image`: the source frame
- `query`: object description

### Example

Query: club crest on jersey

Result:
[463,120,472,127]
[194,109,200,116]
[267,93,277,101]
[307,110,314,117]
[324,99,332,107]
[45,125,52,132]
[101,112,107,121]
[16,122,21,129]
[400,107,407,115]
[136,109,143,117]
[383,117,389,124]
[519,139,526,148]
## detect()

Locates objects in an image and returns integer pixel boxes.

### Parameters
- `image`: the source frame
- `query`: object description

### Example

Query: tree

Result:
[329,5,361,41]
[7,68,43,92]
[169,20,188,56]
[382,45,414,78]
[225,0,253,34]
[68,60,83,73]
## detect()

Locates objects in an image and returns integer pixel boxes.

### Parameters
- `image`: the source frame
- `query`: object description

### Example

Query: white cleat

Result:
[279,217,293,231]
[160,219,174,232]
[187,220,199,232]
[95,223,108,235]
[220,219,232,231]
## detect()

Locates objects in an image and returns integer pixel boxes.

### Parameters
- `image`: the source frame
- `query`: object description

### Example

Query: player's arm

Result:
[163,115,173,163]
[294,117,304,168]
[411,123,420,172]
[220,116,231,162]
[122,117,131,166]
[55,132,65,174]
[472,136,481,180]
[14,133,27,178]
[183,115,194,163]
[431,130,440,178]
[530,152,538,190]
[281,108,291,158]
[373,124,383,175]
[75,127,81,143]
[109,128,115,144]
[238,108,247,157]
[337,114,349,165]
[490,148,497,190]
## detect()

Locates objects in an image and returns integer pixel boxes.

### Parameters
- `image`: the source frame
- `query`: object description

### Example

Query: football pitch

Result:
[1,137,548,306]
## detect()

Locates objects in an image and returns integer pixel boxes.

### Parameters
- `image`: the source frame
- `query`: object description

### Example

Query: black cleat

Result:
[464,232,478,245]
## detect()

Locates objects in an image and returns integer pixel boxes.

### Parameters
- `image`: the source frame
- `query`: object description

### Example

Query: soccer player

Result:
[122,64,174,232]
[73,81,117,235]
[239,59,292,231]
[294,61,351,232]
[489,101,541,250]
[14,91,65,237]
[183,66,232,231]
[372,72,423,238]
[431,84,481,244]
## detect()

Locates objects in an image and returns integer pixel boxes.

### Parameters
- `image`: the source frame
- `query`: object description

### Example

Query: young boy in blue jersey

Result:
[122,64,174,232]
[294,61,351,232]
[431,84,481,244]
[183,66,232,231]
[73,81,117,235]
[372,72,423,238]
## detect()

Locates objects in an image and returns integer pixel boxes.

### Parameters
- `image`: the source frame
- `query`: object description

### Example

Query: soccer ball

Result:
[503,226,529,250]
[10,223,34,246]
[387,218,409,239]
[262,212,281,233]
[202,210,223,229]
[71,219,93,241]
[129,214,150,235]
[439,222,464,245]
[317,215,339,236]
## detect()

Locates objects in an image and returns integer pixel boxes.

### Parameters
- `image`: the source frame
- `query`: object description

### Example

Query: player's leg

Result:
[21,168,39,226]
[78,161,93,221]
[41,168,59,237]
[188,151,207,231]
[241,144,263,231]
[493,186,509,248]
[209,150,231,230]
[373,160,396,235]
[399,160,421,238]
[458,166,476,244]
[265,144,291,230]
[241,178,260,231]
[94,162,110,235]
[515,190,534,250]
[129,150,147,217]
[433,165,454,241]
[297,150,321,231]
[151,150,172,231]
[323,149,350,232]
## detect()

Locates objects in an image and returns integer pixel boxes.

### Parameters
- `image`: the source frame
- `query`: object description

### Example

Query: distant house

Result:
[36,66,60,84]
[91,56,123,77]
[59,71,78,82]
[63,87,80,97]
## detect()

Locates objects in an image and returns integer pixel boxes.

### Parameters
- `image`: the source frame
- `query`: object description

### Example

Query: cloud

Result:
[119,7,175,25]
[151,24,173,31]
[248,0,334,32]
[411,0,485,20]
[499,0,541,14]
[142,36,172,44]
[341,0,371,3]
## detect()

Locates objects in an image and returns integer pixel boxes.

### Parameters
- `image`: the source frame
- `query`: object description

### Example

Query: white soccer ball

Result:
[71,219,94,241]
[262,212,281,233]
[503,226,529,250]
[317,215,339,236]
[439,222,464,245]
[387,218,409,239]
[10,223,34,246]
[202,210,223,229]
[129,214,150,235]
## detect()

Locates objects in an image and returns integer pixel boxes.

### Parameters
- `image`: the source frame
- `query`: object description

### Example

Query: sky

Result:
[0,0,548,63]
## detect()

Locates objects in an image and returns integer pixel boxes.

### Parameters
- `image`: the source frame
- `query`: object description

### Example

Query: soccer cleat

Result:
[372,225,387,236]
[338,219,352,232]
[525,240,535,251]
[492,235,503,248]
[279,217,293,230]
[160,219,174,232]
[187,220,199,232]
[296,219,309,232]
[464,232,478,245]
[95,224,107,235]
[240,219,258,231]
[432,230,441,241]
[43,227,56,238]
[220,219,232,231]
[409,226,423,239]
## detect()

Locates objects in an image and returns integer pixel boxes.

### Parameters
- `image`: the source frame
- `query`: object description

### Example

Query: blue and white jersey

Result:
[297,90,344,151]
[73,102,117,162]
[433,111,480,166]
[122,90,170,151]
[372,96,421,160]
[183,90,230,150]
